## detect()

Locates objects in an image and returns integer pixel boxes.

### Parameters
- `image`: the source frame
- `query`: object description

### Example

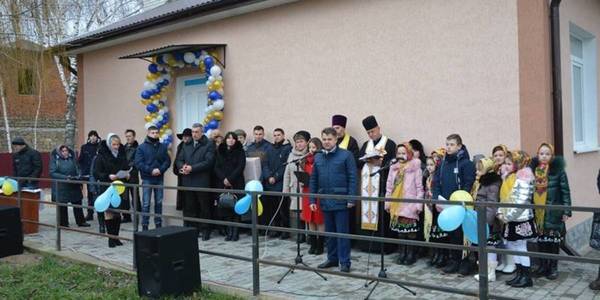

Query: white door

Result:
[175,74,208,133]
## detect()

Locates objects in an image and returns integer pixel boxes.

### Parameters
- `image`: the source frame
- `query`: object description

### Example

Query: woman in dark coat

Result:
[531,142,571,280]
[50,145,90,228]
[214,132,246,241]
[94,134,130,247]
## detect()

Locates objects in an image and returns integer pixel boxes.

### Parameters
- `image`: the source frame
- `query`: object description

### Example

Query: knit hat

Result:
[332,115,348,128]
[11,137,26,145]
[293,130,311,142]
[362,115,378,131]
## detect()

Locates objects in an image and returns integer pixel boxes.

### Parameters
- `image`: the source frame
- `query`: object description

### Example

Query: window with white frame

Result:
[570,23,598,153]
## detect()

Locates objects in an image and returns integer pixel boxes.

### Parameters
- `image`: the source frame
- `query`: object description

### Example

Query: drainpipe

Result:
[550,0,564,155]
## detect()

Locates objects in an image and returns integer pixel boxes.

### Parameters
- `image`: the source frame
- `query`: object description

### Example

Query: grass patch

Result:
[0,253,242,300]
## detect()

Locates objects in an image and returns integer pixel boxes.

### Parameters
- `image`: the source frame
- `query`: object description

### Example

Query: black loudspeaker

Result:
[0,205,24,258]
[134,226,200,297]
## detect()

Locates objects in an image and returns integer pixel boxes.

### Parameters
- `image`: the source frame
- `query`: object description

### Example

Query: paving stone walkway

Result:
[22,204,600,300]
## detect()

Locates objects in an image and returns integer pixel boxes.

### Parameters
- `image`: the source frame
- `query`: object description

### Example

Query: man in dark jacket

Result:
[78,130,101,220]
[261,128,292,238]
[311,127,358,273]
[134,126,171,231]
[11,137,42,189]
[122,129,140,223]
[246,125,272,161]
[332,115,360,164]
[432,133,476,274]
[175,123,216,240]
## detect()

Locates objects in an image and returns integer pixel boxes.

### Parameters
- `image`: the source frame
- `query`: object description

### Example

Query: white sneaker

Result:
[501,255,516,274]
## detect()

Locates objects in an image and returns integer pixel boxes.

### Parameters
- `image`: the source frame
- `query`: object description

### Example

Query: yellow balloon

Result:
[146,74,154,80]
[212,80,223,90]
[207,83,216,91]
[257,198,263,216]
[112,180,126,195]
[2,180,14,196]
[144,115,153,122]
[449,190,473,209]
[213,111,224,121]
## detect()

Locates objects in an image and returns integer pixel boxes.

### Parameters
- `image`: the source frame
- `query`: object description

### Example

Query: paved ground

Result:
[22,204,600,300]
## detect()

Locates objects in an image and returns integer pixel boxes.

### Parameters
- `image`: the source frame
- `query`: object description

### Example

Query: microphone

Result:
[369,158,398,177]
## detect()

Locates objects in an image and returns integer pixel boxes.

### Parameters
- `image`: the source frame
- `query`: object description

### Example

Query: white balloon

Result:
[194,58,201,65]
[212,100,224,110]
[205,105,213,113]
[145,122,153,129]
[216,75,223,81]
[205,129,213,137]
[208,76,215,83]
[217,88,224,96]
[153,100,159,105]
[157,115,164,121]
[143,81,153,89]
[183,52,196,64]
[162,107,169,113]
[158,109,164,115]
[210,66,222,77]
[165,129,173,135]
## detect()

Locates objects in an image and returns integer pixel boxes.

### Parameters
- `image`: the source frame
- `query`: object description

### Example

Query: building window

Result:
[18,68,36,95]
[570,23,598,153]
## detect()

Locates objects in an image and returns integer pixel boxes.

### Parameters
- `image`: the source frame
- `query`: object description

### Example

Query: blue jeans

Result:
[142,180,163,226]
[323,209,351,267]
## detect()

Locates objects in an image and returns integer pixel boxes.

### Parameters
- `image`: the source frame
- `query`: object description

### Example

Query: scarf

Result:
[389,162,407,218]
[338,133,351,150]
[500,173,517,204]
[533,142,554,231]
[471,157,495,199]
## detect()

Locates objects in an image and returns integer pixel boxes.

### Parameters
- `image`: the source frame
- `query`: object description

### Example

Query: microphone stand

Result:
[278,156,327,283]
[362,159,416,299]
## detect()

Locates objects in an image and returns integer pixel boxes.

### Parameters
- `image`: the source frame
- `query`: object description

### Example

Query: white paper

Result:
[115,168,132,179]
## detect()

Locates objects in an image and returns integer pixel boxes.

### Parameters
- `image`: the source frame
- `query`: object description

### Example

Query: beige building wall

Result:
[559,0,600,238]
[79,0,521,215]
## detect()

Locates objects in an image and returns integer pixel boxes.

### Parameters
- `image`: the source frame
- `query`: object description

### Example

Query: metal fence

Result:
[3,176,600,300]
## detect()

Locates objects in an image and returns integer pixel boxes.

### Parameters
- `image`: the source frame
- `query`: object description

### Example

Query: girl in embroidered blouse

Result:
[497,150,536,288]
[385,143,424,266]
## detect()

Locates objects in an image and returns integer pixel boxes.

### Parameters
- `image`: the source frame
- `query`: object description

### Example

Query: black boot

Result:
[314,236,324,255]
[106,219,116,248]
[404,245,417,265]
[202,229,211,241]
[428,248,439,267]
[114,217,123,246]
[459,252,477,276]
[435,249,449,268]
[231,227,239,241]
[533,243,549,278]
[546,243,559,280]
[443,251,461,274]
[225,227,232,241]
[308,235,316,254]
[396,244,407,265]
[506,264,523,286]
[98,213,106,234]
[511,266,533,288]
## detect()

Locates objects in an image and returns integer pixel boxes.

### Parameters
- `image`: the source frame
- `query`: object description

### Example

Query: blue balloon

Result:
[156,56,164,64]
[194,51,201,58]
[462,209,489,244]
[94,192,110,212]
[245,180,264,192]
[152,88,160,95]
[208,91,222,101]
[141,90,151,99]
[207,120,219,130]
[7,178,18,190]
[163,79,170,86]
[235,195,252,215]
[0,177,5,187]
[204,56,214,68]
[148,63,158,73]
[174,53,184,61]
[438,205,466,232]
[146,104,158,113]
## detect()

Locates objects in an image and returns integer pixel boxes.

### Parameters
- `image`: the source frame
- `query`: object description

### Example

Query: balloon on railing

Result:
[449,190,474,209]
[1,178,18,196]
[234,180,264,216]
[438,204,466,231]
[462,209,489,244]
[94,191,111,213]
[112,180,126,195]
[109,187,121,207]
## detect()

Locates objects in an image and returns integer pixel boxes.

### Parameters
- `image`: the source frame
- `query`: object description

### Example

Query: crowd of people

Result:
[8,113,600,289]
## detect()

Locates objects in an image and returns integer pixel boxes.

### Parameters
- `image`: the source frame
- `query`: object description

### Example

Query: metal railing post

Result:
[55,188,61,251]
[132,184,139,270]
[476,202,488,300]
[251,192,260,296]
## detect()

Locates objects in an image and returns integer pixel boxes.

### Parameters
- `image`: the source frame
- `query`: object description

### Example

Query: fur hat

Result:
[362,115,378,131]
[332,115,348,128]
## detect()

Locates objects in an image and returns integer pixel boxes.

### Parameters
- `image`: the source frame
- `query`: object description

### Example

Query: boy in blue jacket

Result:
[432,133,476,274]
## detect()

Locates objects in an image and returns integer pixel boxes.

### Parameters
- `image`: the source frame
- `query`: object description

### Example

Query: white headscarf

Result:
[106,133,119,158]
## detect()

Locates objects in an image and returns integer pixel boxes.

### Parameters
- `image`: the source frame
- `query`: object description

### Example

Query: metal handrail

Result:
[3,175,598,300]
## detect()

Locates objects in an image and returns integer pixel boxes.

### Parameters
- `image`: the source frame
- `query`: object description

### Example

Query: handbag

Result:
[218,190,238,209]
[589,212,600,250]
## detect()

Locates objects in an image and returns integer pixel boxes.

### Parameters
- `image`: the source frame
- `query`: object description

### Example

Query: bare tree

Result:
[0,0,144,150]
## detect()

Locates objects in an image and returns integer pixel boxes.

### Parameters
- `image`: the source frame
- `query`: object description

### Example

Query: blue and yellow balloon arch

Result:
[138,50,224,146]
